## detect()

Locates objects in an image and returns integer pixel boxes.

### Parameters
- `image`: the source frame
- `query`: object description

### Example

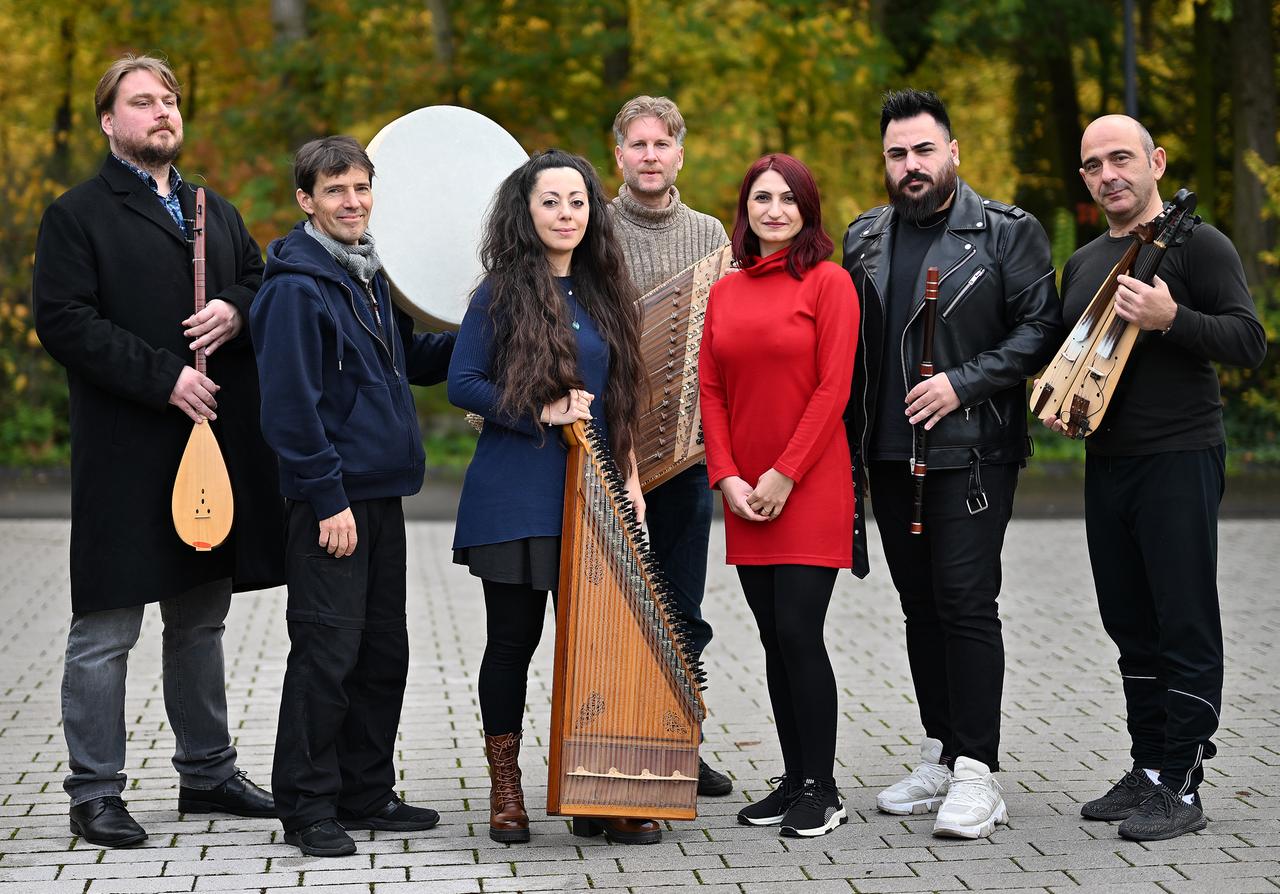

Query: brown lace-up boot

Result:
[484,731,529,843]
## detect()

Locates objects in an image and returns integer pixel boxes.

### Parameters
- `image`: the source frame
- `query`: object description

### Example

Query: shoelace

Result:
[489,740,524,807]
[903,762,950,787]
[1109,769,1149,795]
[1138,785,1178,818]
[945,773,1002,807]
[791,780,838,811]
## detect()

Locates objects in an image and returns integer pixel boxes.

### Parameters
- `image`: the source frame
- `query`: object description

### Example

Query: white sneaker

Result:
[932,756,1008,839]
[877,737,951,815]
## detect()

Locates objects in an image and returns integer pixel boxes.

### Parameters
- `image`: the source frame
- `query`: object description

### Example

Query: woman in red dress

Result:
[699,154,859,837]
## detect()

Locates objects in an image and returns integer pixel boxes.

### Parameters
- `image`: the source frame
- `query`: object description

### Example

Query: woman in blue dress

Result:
[448,149,652,845]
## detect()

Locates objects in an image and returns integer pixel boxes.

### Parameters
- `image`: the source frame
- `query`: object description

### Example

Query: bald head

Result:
[1082,115,1156,161]
[1079,114,1166,234]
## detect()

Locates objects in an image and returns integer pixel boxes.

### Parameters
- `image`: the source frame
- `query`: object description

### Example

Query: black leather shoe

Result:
[339,796,439,832]
[69,796,147,848]
[698,758,733,797]
[571,816,662,844]
[283,819,356,857]
[179,770,276,818]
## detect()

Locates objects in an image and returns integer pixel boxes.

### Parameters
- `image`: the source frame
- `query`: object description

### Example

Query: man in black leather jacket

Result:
[842,89,1061,840]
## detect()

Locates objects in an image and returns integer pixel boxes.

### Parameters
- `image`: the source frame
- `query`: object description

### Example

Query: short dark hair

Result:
[294,136,374,195]
[730,153,834,280]
[879,89,952,139]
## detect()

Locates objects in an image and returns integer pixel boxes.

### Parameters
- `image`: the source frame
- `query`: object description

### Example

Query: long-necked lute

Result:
[171,187,235,550]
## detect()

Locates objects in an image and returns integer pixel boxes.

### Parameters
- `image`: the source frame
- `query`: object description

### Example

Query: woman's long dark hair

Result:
[476,149,644,463]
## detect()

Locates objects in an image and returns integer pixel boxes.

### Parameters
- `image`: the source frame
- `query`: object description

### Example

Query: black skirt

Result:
[453,536,561,592]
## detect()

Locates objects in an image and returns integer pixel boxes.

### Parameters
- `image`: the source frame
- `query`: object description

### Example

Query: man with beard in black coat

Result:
[842,89,1061,840]
[33,54,282,848]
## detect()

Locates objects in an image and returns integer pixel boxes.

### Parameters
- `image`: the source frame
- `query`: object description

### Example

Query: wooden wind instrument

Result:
[909,266,940,535]
[171,188,235,551]
[1030,189,1199,438]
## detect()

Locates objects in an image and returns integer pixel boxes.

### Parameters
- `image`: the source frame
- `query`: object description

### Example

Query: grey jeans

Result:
[61,578,238,805]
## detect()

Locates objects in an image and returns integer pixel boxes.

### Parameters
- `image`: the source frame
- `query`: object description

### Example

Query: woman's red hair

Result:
[730,153,834,280]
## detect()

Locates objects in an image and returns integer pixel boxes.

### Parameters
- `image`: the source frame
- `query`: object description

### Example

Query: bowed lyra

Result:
[1030,188,1200,438]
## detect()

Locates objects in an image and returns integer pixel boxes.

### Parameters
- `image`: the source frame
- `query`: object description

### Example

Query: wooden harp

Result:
[548,421,707,821]
[171,188,234,550]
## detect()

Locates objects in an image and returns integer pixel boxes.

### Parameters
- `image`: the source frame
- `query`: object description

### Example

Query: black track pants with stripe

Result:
[1085,446,1225,795]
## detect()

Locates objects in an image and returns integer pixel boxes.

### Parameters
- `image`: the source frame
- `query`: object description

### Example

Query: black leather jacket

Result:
[843,180,1062,472]
[841,181,1062,576]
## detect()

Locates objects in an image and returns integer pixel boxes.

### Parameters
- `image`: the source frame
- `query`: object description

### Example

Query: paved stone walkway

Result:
[0,518,1277,894]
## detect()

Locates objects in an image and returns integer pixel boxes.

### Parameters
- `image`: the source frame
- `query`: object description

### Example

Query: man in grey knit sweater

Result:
[608,95,732,798]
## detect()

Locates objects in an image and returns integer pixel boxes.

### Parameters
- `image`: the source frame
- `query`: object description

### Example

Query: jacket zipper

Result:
[900,248,975,465]
[942,267,986,318]
[341,282,399,377]
[855,261,878,463]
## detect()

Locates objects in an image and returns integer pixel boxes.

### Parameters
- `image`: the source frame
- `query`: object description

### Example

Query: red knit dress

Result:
[699,249,860,568]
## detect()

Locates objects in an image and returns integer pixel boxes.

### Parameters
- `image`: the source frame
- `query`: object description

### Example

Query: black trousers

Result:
[273,497,409,831]
[737,564,838,783]
[1086,446,1225,795]
[645,464,715,660]
[477,580,555,735]
[869,460,1019,771]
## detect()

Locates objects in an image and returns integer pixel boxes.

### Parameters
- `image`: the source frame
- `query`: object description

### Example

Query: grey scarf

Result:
[304,220,383,285]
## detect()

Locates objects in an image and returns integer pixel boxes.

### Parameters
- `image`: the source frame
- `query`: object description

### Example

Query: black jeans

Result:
[478,580,554,735]
[645,464,715,660]
[273,497,409,831]
[869,460,1019,771]
[1086,447,1225,795]
[737,564,838,783]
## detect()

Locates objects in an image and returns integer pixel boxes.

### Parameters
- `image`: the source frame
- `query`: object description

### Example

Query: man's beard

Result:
[118,125,183,169]
[886,160,957,224]
[625,168,676,199]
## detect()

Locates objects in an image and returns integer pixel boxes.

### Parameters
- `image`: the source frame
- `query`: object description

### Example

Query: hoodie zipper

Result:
[341,282,399,377]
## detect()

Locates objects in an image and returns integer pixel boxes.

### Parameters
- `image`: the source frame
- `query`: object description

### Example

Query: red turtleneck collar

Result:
[740,245,794,278]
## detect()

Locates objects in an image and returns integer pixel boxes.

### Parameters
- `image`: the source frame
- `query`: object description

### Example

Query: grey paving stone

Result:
[86,877,197,893]
[0,518,1276,894]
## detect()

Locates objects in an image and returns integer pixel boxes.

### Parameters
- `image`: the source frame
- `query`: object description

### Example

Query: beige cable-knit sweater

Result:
[608,184,729,295]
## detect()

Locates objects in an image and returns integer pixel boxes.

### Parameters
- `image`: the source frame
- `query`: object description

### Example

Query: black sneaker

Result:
[338,796,439,832]
[698,758,733,797]
[1117,784,1207,841]
[779,779,848,838]
[283,819,356,857]
[1081,768,1157,821]
[737,775,802,826]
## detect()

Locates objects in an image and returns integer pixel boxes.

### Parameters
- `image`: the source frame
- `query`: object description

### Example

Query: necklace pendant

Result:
[572,320,581,330]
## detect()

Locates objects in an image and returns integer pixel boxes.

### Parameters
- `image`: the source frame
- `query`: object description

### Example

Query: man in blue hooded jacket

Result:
[250,136,455,857]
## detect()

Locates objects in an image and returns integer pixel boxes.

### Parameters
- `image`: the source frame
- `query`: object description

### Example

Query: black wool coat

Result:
[33,155,285,613]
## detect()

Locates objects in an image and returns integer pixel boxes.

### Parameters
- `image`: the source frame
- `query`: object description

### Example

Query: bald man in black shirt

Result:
[1052,115,1266,841]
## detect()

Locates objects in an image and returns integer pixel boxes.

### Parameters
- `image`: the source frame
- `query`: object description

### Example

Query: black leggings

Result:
[736,564,838,783]
[477,580,554,735]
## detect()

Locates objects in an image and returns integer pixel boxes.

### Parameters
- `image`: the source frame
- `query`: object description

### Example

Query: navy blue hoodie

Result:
[251,223,454,519]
